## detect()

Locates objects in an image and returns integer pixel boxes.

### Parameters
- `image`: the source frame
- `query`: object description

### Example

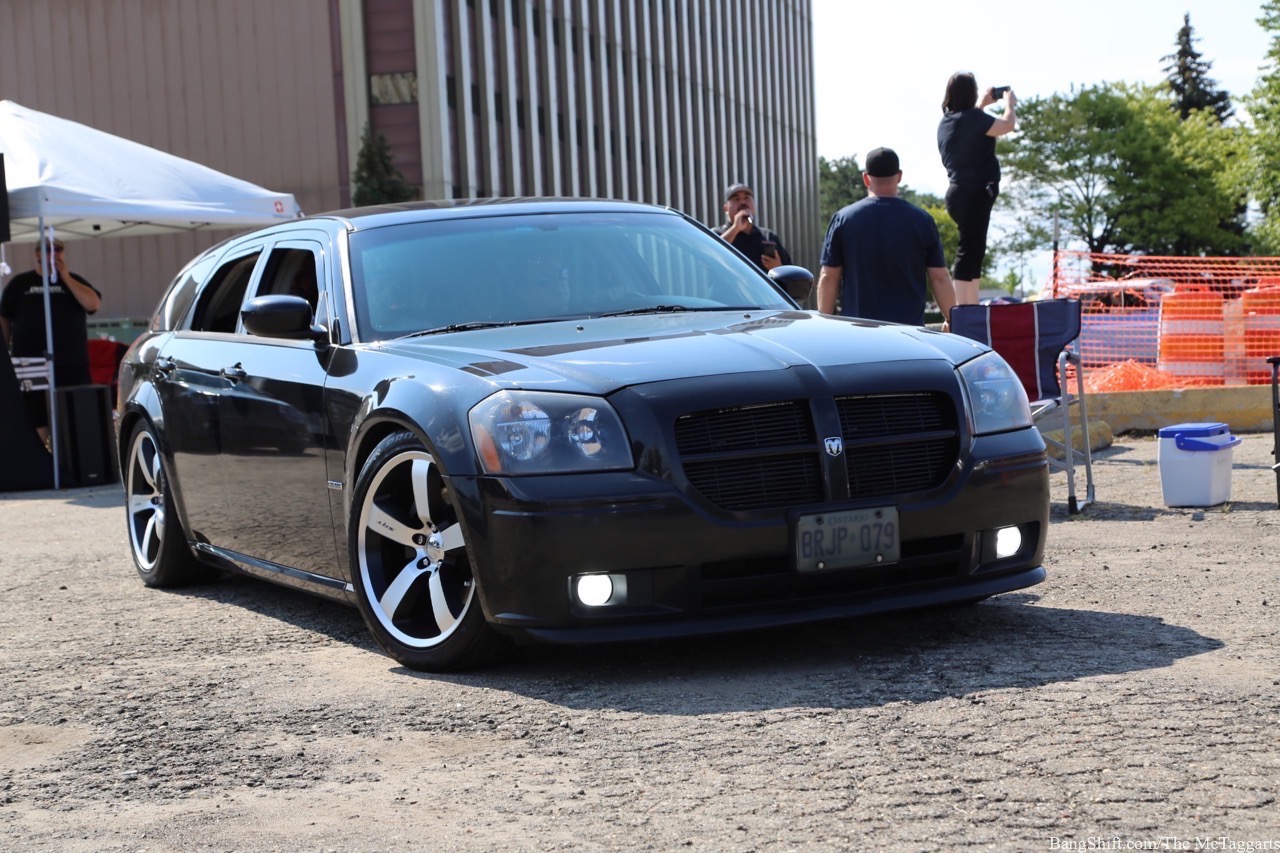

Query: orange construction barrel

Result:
[1157,291,1225,385]
[1243,287,1280,384]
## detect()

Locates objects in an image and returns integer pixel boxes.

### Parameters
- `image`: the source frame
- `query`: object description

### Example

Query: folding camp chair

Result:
[951,298,1096,514]
[1269,355,1280,508]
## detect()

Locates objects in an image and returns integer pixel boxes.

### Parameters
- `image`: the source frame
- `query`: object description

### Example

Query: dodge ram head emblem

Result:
[824,437,843,457]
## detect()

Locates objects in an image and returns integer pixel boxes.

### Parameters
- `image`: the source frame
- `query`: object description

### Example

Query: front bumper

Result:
[453,426,1050,644]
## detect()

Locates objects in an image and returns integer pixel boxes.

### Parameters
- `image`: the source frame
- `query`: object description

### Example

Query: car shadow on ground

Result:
[1,484,125,509]
[168,571,1223,715]
[396,593,1224,714]
[175,573,374,648]
[1053,499,1278,520]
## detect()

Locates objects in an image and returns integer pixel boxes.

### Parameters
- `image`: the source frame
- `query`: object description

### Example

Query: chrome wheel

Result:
[351,431,508,670]
[124,422,210,586]
[356,443,475,650]
[126,428,166,572]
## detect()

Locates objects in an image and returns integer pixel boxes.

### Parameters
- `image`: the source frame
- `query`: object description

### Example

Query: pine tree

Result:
[351,123,416,206]
[1162,13,1233,123]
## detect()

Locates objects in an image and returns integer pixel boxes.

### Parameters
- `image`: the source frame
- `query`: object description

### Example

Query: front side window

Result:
[348,211,791,341]
[190,251,262,333]
[255,246,322,312]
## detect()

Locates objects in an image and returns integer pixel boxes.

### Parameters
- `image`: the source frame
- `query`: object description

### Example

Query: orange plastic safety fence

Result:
[1046,251,1280,392]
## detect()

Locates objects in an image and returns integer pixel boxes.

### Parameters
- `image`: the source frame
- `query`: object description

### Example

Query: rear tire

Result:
[349,431,510,671]
[124,422,217,587]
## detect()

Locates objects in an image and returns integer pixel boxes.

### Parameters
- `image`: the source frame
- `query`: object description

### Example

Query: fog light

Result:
[994,526,1022,559]
[576,574,614,607]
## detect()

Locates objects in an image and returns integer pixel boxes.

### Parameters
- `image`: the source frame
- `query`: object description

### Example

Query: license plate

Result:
[794,506,900,572]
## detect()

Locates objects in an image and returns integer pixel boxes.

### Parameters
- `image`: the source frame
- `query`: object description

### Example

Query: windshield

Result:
[348,210,793,341]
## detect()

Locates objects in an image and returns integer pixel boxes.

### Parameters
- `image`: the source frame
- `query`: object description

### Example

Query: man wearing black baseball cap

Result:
[816,147,955,327]
[712,181,792,271]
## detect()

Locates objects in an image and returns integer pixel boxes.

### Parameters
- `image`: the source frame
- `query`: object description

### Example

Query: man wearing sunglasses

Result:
[1,239,102,445]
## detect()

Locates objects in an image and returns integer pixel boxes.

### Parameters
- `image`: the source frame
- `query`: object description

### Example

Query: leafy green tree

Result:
[818,155,866,226]
[1000,83,1247,258]
[1248,1,1280,252]
[921,205,957,261]
[352,122,416,206]
[1162,12,1233,123]
[898,187,943,209]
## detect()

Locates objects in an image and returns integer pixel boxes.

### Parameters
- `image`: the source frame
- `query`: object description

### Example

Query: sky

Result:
[811,0,1274,285]
[813,0,1271,195]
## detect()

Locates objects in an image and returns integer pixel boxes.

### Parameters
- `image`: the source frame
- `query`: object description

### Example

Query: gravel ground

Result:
[1,432,1278,851]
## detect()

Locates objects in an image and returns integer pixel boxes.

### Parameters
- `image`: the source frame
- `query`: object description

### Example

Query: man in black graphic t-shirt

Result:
[1,239,102,442]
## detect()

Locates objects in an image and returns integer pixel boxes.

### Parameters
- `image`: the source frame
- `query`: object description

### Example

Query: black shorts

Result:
[945,182,998,281]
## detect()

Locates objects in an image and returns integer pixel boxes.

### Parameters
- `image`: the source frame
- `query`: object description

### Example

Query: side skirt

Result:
[193,542,355,605]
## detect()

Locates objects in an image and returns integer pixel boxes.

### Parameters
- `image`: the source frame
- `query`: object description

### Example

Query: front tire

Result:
[350,431,509,671]
[124,422,217,587]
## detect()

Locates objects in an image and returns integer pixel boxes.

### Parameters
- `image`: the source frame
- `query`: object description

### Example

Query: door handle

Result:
[221,364,247,382]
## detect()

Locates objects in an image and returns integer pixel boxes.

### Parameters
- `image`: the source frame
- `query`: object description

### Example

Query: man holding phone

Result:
[713,182,792,272]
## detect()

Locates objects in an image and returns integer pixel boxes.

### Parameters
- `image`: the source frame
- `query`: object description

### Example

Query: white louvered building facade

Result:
[2,0,819,320]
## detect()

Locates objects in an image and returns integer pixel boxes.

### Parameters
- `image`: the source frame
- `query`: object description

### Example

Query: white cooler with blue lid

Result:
[1157,422,1241,507]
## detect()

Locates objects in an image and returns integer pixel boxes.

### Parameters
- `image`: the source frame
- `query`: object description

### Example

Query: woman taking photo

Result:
[937,72,1017,306]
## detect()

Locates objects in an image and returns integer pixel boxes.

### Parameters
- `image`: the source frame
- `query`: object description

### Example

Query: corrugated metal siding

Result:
[401,0,819,273]
[0,0,343,321]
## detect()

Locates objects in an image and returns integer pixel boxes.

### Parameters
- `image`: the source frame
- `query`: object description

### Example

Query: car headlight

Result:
[469,390,634,475]
[957,351,1033,436]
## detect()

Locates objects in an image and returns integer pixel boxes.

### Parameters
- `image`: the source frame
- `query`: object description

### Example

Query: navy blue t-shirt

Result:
[819,196,946,325]
[937,108,999,187]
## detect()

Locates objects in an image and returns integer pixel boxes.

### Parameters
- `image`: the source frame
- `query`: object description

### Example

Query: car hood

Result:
[374,310,988,395]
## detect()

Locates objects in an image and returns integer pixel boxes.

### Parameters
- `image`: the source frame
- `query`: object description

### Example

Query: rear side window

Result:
[190,252,261,333]
[151,255,217,332]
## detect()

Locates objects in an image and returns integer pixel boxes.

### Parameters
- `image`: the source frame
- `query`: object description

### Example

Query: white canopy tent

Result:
[1,99,302,488]
[1,99,300,241]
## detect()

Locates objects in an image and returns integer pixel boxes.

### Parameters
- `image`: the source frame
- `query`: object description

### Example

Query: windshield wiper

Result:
[400,321,515,338]
[597,305,699,317]
[596,304,766,318]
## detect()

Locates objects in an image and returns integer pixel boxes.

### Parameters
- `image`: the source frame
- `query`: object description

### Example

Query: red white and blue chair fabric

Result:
[951,298,1096,513]
[1269,355,1280,508]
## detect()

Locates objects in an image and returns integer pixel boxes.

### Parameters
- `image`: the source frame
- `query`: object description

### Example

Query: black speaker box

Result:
[0,349,54,492]
[53,384,119,487]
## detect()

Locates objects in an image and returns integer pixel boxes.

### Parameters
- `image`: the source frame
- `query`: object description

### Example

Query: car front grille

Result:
[675,394,958,511]
[836,394,959,500]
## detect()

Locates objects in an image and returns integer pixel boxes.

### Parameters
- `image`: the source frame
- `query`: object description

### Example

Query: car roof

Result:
[186,198,691,275]
[304,197,681,232]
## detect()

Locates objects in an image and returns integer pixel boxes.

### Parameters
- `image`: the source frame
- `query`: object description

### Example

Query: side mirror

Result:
[768,265,814,304]
[241,295,328,346]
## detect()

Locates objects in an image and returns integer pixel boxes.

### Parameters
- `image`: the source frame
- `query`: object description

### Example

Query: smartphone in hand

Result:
[760,240,778,257]
[991,86,1009,99]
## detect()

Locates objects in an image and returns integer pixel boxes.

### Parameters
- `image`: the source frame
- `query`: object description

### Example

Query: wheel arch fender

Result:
[116,382,163,472]
[342,376,489,491]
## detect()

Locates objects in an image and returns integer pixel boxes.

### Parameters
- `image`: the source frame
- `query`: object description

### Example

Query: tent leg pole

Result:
[39,216,61,490]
